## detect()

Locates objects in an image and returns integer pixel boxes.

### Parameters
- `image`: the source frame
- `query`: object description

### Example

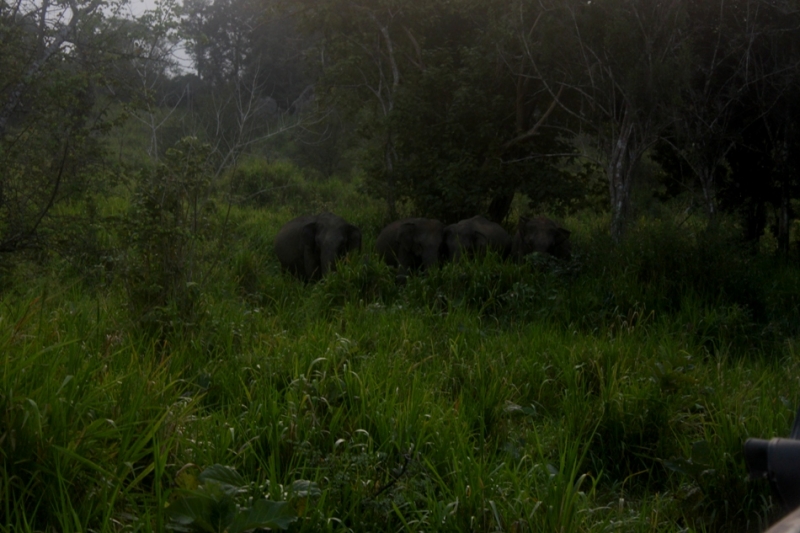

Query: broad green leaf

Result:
[228,500,297,532]
[166,490,237,533]
[166,494,216,531]
[288,480,320,498]
[199,464,247,494]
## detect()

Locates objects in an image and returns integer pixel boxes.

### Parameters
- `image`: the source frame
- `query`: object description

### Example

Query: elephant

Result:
[442,215,511,261]
[376,217,445,277]
[274,212,362,281]
[512,216,572,260]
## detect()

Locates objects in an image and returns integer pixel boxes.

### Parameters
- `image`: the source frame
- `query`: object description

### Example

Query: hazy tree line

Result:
[2,0,800,256]
[296,0,800,245]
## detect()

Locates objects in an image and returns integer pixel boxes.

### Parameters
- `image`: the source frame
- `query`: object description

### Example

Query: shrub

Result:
[567,213,770,342]
[226,158,313,208]
[119,137,216,334]
[402,251,576,322]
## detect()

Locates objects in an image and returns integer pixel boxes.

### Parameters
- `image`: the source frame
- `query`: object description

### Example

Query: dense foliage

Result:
[296,0,800,239]
[4,0,800,245]
[1,176,799,531]
[2,0,800,531]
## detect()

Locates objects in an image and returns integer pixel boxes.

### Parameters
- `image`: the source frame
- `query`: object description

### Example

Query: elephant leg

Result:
[303,246,320,280]
[395,265,409,285]
[394,250,412,285]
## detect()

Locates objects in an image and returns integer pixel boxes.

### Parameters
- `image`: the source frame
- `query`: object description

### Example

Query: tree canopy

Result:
[2,0,800,247]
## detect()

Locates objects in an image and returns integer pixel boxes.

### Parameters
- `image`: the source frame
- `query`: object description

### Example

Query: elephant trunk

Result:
[320,234,349,275]
[320,249,337,276]
[421,246,441,269]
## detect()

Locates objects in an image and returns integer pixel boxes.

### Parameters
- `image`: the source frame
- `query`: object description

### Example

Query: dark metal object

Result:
[745,437,800,509]
[745,406,800,532]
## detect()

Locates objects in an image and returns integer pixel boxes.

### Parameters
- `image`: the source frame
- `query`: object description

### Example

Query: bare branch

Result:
[502,84,564,151]
[0,0,104,136]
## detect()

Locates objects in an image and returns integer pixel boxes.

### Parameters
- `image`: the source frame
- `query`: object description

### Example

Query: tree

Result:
[115,2,185,162]
[300,0,572,223]
[522,0,689,241]
[0,0,181,255]
[0,0,104,137]
[1,0,106,253]
[181,0,315,175]
[298,0,426,218]
[723,0,800,250]
[184,0,311,105]
[655,0,747,222]
[387,0,571,223]
[655,0,800,245]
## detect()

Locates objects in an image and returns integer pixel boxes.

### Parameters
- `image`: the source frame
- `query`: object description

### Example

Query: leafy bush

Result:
[4,199,799,532]
[564,213,780,348]
[167,465,299,533]
[48,194,122,288]
[119,137,216,333]
[401,251,576,322]
[309,254,398,310]
[226,158,313,208]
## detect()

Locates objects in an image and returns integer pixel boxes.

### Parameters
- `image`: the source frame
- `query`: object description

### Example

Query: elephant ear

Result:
[440,226,455,258]
[398,222,417,251]
[473,231,489,250]
[346,224,362,251]
[441,226,453,246]
[554,227,571,245]
[300,221,320,279]
[302,221,318,251]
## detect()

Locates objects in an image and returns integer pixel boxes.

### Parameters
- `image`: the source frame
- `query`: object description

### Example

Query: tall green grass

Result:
[1,188,798,532]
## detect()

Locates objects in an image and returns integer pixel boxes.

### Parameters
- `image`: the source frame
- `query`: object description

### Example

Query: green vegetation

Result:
[3,0,800,529]
[1,170,798,531]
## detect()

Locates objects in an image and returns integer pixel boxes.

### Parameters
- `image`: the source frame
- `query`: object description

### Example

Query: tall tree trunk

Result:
[384,133,397,219]
[374,15,400,220]
[487,192,514,223]
[608,114,635,243]
[778,179,790,254]
[699,167,717,222]
[744,200,766,244]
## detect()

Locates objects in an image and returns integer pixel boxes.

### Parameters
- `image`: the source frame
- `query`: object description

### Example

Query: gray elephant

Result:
[376,217,445,277]
[512,216,571,260]
[274,212,362,281]
[442,215,511,261]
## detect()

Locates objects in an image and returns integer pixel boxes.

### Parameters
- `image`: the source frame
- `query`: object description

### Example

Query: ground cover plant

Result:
[4,0,800,528]
[1,172,799,532]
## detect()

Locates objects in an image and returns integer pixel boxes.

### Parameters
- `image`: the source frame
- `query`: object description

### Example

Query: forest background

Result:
[2,0,800,531]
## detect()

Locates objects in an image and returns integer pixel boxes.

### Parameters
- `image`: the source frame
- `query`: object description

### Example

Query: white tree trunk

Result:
[607,111,636,243]
[699,167,717,221]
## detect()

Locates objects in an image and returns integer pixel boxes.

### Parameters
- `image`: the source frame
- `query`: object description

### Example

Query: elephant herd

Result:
[274,212,571,281]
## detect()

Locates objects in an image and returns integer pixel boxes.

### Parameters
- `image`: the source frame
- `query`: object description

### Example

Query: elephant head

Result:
[398,220,445,269]
[275,212,362,281]
[302,213,362,277]
[442,215,510,261]
[443,226,487,261]
[513,216,571,260]
[376,217,445,277]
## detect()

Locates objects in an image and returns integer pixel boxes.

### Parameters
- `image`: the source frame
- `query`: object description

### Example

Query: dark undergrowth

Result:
[1,196,798,532]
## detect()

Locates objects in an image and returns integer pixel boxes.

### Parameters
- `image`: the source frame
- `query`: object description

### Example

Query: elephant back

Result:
[376,217,445,270]
[443,215,511,260]
[512,216,571,260]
